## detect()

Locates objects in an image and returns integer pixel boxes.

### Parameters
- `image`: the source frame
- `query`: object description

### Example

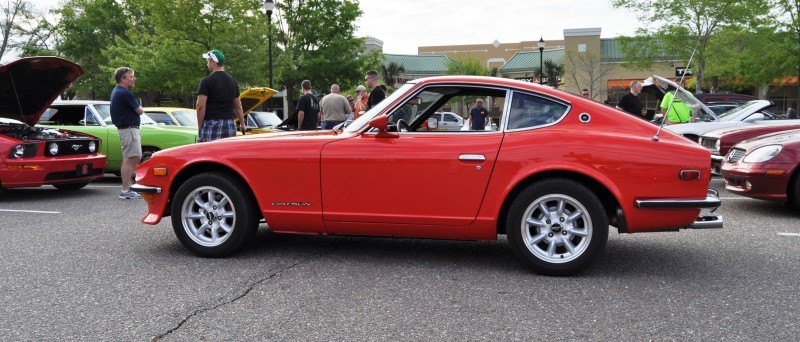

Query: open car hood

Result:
[240,87,277,114]
[642,75,716,121]
[0,57,83,125]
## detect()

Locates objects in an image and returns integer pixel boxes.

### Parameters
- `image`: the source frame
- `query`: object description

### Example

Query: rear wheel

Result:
[506,179,608,276]
[170,172,259,257]
[789,173,800,209]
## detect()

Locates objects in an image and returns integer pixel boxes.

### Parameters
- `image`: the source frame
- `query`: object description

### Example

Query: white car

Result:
[429,112,464,131]
[665,100,794,142]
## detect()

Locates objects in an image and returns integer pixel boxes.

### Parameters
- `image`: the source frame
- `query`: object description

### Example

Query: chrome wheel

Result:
[180,185,237,247]
[519,194,592,264]
[506,179,608,276]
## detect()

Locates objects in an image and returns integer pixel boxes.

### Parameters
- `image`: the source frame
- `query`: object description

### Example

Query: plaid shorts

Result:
[199,119,236,142]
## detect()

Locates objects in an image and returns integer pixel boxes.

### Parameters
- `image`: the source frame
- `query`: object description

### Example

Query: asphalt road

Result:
[1,177,798,341]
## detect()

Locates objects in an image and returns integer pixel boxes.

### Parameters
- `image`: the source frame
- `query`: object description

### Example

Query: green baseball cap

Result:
[202,49,225,64]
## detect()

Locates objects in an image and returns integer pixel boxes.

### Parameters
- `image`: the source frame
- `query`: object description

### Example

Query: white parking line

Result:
[0,209,61,214]
[778,233,800,237]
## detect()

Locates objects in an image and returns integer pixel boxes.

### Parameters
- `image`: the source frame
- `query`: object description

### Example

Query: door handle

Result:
[459,154,485,162]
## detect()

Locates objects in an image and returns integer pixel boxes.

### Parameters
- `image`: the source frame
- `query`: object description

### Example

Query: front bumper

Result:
[635,189,723,229]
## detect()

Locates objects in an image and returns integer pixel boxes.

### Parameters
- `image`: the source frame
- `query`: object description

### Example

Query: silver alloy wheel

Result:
[180,185,237,247]
[519,194,592,264]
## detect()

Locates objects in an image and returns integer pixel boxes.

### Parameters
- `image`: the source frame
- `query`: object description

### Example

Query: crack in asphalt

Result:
[149,240,346,341]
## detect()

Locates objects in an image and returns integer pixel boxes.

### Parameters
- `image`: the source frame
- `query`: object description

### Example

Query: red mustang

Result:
[721,129,800,207]
[1,57,105,190]
[133,76,722,275]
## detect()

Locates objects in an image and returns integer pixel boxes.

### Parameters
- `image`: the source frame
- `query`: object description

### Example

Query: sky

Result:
[31,0,641,55]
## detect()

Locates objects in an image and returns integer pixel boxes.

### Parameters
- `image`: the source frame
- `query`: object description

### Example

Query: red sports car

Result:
[699,123,800,174]
[1,57,105,190]
[721,129,800,207]
[132,76,722,275]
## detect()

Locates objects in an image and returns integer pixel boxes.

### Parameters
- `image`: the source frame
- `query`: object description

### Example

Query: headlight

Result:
[8,143,37,158]
[48,142,59,156]
[88,140,97,153]
[13,144,25,158]
[743,145,782,163]
[714,139,720,151]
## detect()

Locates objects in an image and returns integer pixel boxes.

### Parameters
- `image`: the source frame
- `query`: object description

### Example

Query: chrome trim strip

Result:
[459,154,485,161]
[636,189,721,209]
[711,155,724,162]
[131,184,161,194]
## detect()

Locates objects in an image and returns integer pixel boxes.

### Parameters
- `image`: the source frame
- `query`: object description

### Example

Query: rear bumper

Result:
[635,189,721,209]
[636,189,723,229]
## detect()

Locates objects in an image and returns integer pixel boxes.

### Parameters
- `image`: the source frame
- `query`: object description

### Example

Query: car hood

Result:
[737,128,800,149]
[642,75,715,120]
[0,57,83,125]
[703,122,800,139]
[240,87,277,114]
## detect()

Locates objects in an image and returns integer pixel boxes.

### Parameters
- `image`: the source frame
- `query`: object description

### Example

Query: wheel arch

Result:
[164,161,262,220]
[496,170,625,235]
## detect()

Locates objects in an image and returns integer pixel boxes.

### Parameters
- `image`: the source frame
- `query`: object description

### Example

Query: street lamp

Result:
[263,0,275,112]
[538,36,545,85]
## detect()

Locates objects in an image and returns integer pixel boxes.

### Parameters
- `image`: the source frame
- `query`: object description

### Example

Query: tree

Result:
[273,0,364,106]
[534,60,564,88]
[54,0,130,99]
[380,61,405,89]
[612,0,769,93]
[564,50,615,99]
[0,0,34,61]
[770,0,800,109]
[444,55,489,76]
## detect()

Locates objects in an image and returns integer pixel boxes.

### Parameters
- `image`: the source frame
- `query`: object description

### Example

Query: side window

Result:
[84,108,100,126]
[507,92,568,130]
[146,112,175,125]
[443,114,459,123]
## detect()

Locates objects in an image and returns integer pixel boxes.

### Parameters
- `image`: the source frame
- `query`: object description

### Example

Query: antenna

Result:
[652,47,697,142]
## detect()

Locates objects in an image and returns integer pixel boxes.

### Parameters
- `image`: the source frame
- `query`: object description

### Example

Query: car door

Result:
[320,85,508,227]
[320,132,503,226]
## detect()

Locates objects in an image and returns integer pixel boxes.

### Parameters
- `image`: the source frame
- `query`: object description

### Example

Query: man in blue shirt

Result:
[110,67,144,199]
[470,98,489,130]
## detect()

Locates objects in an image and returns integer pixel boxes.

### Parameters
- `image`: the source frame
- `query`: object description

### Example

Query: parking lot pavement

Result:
[1,176,799,340]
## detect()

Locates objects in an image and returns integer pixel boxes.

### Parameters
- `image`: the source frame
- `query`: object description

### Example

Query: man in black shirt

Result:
[197,49,245,141]
[365,70,385,110]
[616,81,645,118]
[296,79,320,130]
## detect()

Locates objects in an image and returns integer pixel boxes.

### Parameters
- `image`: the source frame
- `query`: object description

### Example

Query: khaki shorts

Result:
[118,128,142,158]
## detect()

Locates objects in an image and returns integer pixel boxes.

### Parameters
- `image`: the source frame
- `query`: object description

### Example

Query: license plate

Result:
[76,163,91,176]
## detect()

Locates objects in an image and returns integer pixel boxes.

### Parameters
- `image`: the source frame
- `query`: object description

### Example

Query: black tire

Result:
[506,178,608,276]
[53,182,89,190]
[170,172,259,257]
[789,173,800,210]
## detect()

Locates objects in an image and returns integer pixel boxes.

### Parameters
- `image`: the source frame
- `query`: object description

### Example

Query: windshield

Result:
[718,101,762,122]
[251,112,282,127]
[172,110,198,126]
[344,83,415,133]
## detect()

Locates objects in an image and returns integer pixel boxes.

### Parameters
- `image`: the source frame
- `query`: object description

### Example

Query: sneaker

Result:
[119,190,141,199]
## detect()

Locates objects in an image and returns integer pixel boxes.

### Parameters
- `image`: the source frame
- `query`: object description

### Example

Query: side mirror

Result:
[427,117,439,129]
[369,114,397,138]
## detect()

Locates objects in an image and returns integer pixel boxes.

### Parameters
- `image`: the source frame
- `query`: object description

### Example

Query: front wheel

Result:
[170,172,259,257]
[506,179,608,276]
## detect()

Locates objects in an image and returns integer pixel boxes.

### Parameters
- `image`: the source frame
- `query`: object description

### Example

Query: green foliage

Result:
[53,0,131,98]
[534,60,565,88]
[612,0,770,92]
[445,55,490,76]
[274,0,364,103]
[380,61,405,90]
